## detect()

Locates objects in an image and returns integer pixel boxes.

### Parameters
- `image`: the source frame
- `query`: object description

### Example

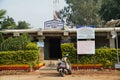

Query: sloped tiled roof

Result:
[105,19,120,27]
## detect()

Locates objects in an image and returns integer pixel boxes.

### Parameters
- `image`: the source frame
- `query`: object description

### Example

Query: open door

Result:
[49,38,62,59]
[44,37,62,60]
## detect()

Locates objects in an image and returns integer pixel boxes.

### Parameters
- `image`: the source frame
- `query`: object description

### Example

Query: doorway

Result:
[44,37,62,60]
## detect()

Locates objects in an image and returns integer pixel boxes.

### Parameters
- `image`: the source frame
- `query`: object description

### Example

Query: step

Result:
[40,60,58,70]
[44,60,58,67]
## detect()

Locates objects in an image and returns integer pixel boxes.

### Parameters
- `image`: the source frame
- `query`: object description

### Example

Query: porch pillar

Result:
[38,36,45,62]
[107,33,115,48]
[109,38,115,48]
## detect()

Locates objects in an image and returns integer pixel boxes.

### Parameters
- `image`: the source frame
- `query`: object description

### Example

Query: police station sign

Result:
[44,20,64,29]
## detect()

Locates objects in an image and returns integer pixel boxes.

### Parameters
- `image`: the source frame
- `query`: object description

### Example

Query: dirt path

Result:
[0,69,120,80]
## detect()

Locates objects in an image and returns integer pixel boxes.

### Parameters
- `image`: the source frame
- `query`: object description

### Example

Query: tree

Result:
[0,9,6,20]
[0,33,4,51]
[0,33,4,43]
[16,21,30,29]
[60,0,102,27]
[99,0,120,22]
[0,9,31,30]
[0,16,16,29]
[0,9,6,29]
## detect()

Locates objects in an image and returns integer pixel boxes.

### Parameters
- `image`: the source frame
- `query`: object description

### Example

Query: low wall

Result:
[71,64,103,70]
[0,62,45,72]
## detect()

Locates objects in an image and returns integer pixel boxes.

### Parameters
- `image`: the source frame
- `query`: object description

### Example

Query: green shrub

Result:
[61,43,120,68]
[95,48,119,68]
[0,50,39,65]
[0,33,40,66]
[1,34,31,51]
[61,43,76,63]
[26,43,38,50]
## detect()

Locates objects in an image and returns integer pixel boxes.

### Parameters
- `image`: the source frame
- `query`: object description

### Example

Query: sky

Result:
[0,0,66,29]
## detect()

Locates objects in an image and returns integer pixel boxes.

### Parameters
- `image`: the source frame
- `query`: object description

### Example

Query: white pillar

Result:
[109,38,115,48]
[38,37,45,61]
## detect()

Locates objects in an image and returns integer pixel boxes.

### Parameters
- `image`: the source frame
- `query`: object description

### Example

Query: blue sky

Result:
[0,0,66,29]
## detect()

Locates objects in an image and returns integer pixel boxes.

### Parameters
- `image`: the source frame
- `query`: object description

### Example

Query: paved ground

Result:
[0,69,120,80]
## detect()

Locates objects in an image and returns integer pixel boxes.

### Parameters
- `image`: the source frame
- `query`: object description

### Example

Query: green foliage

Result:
[99,0,120,21]
[0,9,6,19]
[0,34,39,65]
[61,43,75,52]
[1,34,31,51]
[0,9,6,30]
[0,16,16,29]
[0,32,4,44]
[0,50,39,65]
[61,43,76,63]
[60,0,102,26]
[0,33,5,51]
[61,43,120,68]
[26,43,38,50]
[16,21,30,29]
[0,9,31,30]
[95,48,118,68]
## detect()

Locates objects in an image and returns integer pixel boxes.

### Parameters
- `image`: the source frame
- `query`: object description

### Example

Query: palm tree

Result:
[16,21,30,29]
[0,9,6,19]
[0,9,6,28]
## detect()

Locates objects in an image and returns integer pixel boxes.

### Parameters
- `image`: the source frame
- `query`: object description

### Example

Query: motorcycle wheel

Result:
[60,71,64,77]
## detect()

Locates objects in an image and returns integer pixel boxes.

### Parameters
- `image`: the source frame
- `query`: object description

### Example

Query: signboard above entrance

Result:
[77,26,95,39]
[44,20,64,30]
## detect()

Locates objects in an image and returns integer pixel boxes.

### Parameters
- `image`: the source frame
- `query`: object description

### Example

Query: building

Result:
[0,27,120,60]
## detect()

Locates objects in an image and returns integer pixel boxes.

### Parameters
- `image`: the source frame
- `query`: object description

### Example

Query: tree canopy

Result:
[0,16,16,29]
[0,9,6,19]
[16,21,30,29]
[99,0,120,22]
[1,34,31,51]
[60,0,102,27]
[0,9,31,30]
[60,0,120,27]
[0,9,6,28]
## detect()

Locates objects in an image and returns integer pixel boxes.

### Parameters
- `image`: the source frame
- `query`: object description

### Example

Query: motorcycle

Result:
[57,55,72,77]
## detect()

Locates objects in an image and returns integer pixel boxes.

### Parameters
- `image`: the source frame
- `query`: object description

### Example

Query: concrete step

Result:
[40,60,58,70]
[44,60,58,67]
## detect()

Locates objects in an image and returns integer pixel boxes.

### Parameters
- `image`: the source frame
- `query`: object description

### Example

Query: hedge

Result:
[0,50,39,65]
[1,34,31,51]
[61,43,120,68]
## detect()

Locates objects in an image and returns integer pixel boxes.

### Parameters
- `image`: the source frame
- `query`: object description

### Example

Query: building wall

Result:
[95,36,109,48]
